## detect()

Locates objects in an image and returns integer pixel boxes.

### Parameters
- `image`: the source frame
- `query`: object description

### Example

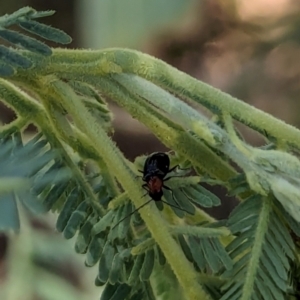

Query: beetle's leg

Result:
[164,175,184,181]
[141,184,149,197]
[167,164,190,175]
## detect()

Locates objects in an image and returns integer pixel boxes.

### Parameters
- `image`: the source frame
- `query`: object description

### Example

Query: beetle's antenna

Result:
[112,199,152,229]
[112,195,192,229]
[159,199,192,214]
[162,185,193,214]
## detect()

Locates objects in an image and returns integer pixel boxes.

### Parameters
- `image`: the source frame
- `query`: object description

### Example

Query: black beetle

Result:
[112,152,189,229]
[141,152,177,201]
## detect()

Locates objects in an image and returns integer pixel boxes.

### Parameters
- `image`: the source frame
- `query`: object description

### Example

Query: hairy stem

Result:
[46,77,212,300]
[17,48,300,149]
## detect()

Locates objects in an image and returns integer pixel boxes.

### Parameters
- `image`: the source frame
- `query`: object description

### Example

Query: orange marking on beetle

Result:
[147,176,163,193]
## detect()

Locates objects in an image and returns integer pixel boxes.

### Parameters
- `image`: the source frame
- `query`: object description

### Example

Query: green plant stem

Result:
[46,77,212,300]
[184,207,216,224]
[26,80,119,198]
[38,123,105,215]
[107,49,300,149]
[112,74,257,174]
[0,117,29,136]
[131,237,155,255]
[18,48,300,149]
[115,74,217,146]
[108,192,128,209]
[88,76,237,182]
[169,224,231,238]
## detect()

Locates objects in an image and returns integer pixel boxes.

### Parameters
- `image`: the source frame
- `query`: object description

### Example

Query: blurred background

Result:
[1,0,300,298]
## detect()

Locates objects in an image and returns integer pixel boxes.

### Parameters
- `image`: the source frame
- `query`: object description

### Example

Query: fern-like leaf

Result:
[0,131,70,230]
[220,196,296,300]
[0,7,71,75]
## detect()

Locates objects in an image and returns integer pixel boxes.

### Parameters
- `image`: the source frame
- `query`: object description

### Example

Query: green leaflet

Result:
[0,7,70,76]
[222,253,251,279]
[227,175,249,197]
[0,29,51,55]
[220,198,294,300]
[255,278,273,300]
[122,257,135,284]
[128,254,145,285]
[98,241,116,283]
[139,249,155,281]
[188,236,206,271]
[228,214,258,235]
[262,246,287,280]
[279,202,300,237]
[269,213,294,259]
[172,189,195,215]
[0,62,14,76]
[220,281,243,300]
[26,150,56,178]
[155,245,166,266]
[109,253,123,284]
[163,190,184,218]
[257,267,284,300]
[117,202,132,240]
[200,238,221,273]
[0,133,69,229]
[32,160,64,195]
[100,282,118,300]
[155,200,164,211]
[182,186,212,207]
[17,19,71,44]
[211,238,233,270]
[85,234,106,267]
[93,210,115,235]
[129,289,145,300]
[0,193,20,231]
[141,281,156,300]
[228,238,253,260]
[0,45,32,68]
[63,200,89,239]
[19,189,45,214]
[108,283,131,300]
[182,185,221,208]
[95,276,106,287]
[227,195,262,225]
[98,187,113,208]
[225,228,255,253]
[259,252,286,291]
[74,214,98,254]
[107,206,124,242]
[193,185,221,206]
[178,234,193,262]
[56,187,80,232]
[42,181,70,211]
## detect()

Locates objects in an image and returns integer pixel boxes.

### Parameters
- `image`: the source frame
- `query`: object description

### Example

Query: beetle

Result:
[112,152,190,229]
[141,152,178,201]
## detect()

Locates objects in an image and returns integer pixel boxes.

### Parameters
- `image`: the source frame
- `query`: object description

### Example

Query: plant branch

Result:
[45,77,212,300]
[88,76,237,183]
[18,48,300,150]
[241,197,271,300]
[169,224,231,238]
